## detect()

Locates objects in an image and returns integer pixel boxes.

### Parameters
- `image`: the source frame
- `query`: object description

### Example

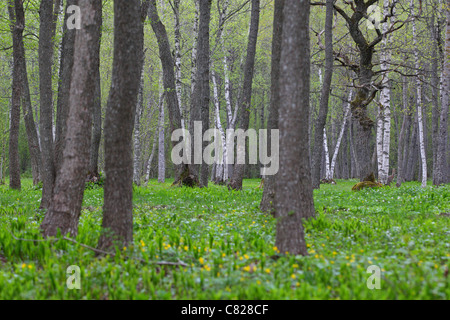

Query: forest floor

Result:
[0,179,449,299]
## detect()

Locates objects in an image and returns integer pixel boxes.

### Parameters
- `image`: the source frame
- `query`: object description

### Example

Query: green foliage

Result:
[0,179,449,299]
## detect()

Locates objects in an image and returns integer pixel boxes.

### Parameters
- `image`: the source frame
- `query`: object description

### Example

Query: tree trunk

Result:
[89,68,102,176]
[189,0,212,187]
[39,0,58,209]
[434,0,450,185]
[158,81,165,183]
[275,0,314,256]
[133,72,144,186]
[411,0,427,187]
[148,0,185,182]
[311,0,333,188]
[173,0,185,132]
[396,75,411,187]
[8,0,22,190]
[329,90,353,179]
[228,0,260,191]
[260,0,283,214]
[55,0,77,176]
[9,0,41,186]
[40,0,102,238]
[98,0,143,250]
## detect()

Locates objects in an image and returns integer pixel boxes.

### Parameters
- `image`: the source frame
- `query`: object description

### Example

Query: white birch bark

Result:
[380,0,394,185]
[329,89,353,179]
[190,0,199,97]
[211,68,227,182]
[133,74,144,185]
[376,103,384,181]
[158,76,165,183]
[323,129,331,179]
[173,0,185,131]
[411,0,427,187]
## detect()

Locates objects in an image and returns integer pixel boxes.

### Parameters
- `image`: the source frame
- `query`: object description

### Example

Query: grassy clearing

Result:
[0,179,449,299]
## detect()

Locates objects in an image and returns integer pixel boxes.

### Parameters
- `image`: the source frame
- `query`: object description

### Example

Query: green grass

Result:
[0,179,449,299]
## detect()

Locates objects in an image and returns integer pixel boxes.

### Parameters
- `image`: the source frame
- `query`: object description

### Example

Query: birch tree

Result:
[411,0,427,188]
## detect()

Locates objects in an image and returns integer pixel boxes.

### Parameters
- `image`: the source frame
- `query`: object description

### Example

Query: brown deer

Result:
[385,168,396,186]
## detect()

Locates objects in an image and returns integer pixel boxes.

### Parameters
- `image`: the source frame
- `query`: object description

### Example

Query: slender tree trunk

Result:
[275,0,314,256]
[411,0,427,187]
[144,93,163,184]
[158,81,165,183]
[311,0,333,188]
[98,0,143,250]
[435,0,450,185]
[173,0,185,131]
[378,0,393,185]
[89,68,102,176]
[396,76,411,187]
[329,90,353,179]
[260,0,283,214]
[229,0,260,191]
[40,0,102,237]
[190,0,199,99]
[211,68,227,184]
[8,1,22,190]
[9,0,41,186]
[133,72,144,185]
[148,0,185,183]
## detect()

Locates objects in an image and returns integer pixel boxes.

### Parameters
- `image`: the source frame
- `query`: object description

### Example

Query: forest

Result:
[0,0,449,301]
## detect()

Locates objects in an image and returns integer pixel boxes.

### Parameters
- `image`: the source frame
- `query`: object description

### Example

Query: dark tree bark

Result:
[40,0,102,238]
[39,0,59,209]
[275,0,314,256]
[8,0,22,190]
[55,0,77,176]
[98,0,143,250]
[188,0,212,187]
[89,70,102,177]
[228,0,260,191]
[430,11,440,184]
[8,0,41,186]
[311,0,333,189]
[434,1,450,185]
[260,0,283,214]
[148,0,185,183]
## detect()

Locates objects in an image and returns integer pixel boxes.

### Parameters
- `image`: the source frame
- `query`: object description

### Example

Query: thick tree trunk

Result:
[189,0,212,187]
[434,0,450,185]
[98,0,143,250]
[260,0,283,214]
[55,0,77,176]
[311,0,333,189]
[228,0,260,191]
[275,0,314,256]
[39,0,58,209]
[40,0,102,238]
